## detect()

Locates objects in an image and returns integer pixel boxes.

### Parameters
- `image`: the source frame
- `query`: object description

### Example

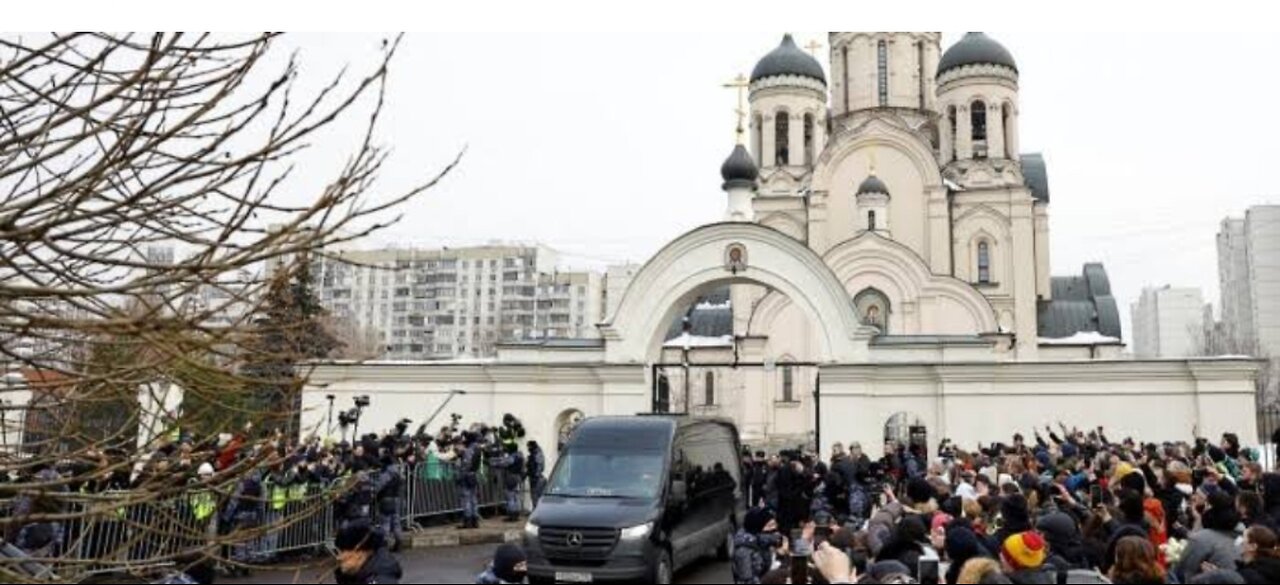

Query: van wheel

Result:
[654,549,674,584]
[716,527,733,561]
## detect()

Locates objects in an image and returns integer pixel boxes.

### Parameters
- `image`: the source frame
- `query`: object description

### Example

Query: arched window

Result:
[854,288,891,333]
[877,40,889,107]
[753,114,764,167]
[978,241,992,284]
[781,366,795,403]
[971,100,988,142]
[803,113,815,166]
[842,46,850,111]
[868,210,877,231]
[1002,103,1015,159]
[704,371,716,406]
[947,106,958,162]
[775,112,790,166]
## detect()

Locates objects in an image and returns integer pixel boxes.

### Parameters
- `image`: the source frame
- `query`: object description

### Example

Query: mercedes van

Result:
[523,416,744,584]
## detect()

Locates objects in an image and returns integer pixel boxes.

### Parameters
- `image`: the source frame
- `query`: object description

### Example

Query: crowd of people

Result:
[728,424,1278,584]
[1,412,549,584]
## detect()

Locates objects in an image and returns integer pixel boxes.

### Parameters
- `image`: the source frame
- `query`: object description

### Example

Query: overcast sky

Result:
[269,32,1280,337]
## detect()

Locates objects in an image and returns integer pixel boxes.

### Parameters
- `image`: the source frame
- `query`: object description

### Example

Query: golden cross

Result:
[869,151,878,176]
[805,39,824,57]
[722,73,750,144]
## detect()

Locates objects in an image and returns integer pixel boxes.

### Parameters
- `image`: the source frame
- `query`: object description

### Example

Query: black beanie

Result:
[493,543,528,583]
[1001,494,1031,529]
[335,519,383,552]
[1120,470,1147,494]
[906,477,935,506]
[745,508,775,535]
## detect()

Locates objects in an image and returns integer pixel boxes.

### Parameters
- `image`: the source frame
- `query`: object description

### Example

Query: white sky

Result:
[263,32,1280,337]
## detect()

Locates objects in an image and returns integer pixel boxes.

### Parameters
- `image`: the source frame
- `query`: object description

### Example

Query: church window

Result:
[775,112,790,166]
[972,100,988,142]
[842,46,850,111]
[704,371,716,406]
[753,114,764,167]
[877,40,889,107]
[782,366,795,402]
[868,211,877,231]
[803,113,815,165]
[978,241,992,284]
[1002,103,1015,158]
[917,41,926,110]
[947,106,958,162]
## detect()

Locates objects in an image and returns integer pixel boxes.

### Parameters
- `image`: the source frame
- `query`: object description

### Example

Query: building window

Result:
[775,112,790,166]
[971,100,988,142]
[803,113,815,166]
[948,105,958,162]
[868,211,877,231]
[917,40,926,110]
[704,371,715,406]
[978,241,992,284]
[782,366,795,403]
[877,40,889,107]
[753,114,764,167]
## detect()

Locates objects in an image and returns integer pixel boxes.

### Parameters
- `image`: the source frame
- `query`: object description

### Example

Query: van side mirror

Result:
[669,480,688,508]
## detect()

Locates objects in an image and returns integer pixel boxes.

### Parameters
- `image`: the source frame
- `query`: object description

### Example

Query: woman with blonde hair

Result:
[955,557,1009,584]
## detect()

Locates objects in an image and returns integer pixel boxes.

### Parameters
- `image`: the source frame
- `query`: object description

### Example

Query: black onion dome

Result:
[938,32,1018,76]
[720,144,758,190]
[750,34,827,84]
[857,174,890,197]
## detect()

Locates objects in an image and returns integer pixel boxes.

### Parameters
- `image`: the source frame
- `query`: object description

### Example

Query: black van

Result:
[523,416,745,584]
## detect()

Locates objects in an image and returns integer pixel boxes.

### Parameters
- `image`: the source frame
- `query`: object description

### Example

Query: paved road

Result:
[230,544,731,584]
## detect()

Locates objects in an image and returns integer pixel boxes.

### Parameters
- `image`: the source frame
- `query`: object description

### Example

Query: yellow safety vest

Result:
[288,484,308,503]
[190,491,216,522]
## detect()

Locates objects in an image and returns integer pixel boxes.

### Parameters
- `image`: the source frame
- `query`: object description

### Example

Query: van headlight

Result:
[524,522,540,539]
[619,522,653,541]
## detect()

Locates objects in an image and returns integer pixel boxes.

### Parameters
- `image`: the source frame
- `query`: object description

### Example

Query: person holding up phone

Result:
[732,509,783,584]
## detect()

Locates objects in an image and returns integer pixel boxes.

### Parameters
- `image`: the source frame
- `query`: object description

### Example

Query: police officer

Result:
[526,441,546,510]
[490,443,525,523]
[455,433,481,530]
[373,453,405,552]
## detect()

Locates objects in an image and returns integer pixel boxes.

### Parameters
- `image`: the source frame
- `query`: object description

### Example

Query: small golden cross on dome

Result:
[805,39,824,57]
[722,73,750,144]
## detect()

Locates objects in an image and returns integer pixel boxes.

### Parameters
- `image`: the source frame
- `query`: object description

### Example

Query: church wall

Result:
[824,147,928,259]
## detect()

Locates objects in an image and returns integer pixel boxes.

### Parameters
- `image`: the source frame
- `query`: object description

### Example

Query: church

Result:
[302,33,1258,458]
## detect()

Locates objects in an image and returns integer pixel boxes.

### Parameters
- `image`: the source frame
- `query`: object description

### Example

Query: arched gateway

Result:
[600,222,867,364]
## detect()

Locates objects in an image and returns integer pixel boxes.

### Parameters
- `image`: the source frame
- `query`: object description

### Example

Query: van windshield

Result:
[547,450,666,500]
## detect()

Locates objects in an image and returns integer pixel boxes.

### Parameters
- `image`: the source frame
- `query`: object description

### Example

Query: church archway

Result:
[601,223,865,365]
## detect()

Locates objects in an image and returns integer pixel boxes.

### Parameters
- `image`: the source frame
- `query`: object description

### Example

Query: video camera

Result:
[337,408,362,429]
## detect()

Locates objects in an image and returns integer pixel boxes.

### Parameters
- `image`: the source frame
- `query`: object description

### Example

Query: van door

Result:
[669,424,740,570]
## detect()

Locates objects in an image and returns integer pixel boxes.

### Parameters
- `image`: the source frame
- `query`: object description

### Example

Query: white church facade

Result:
[302,33,1260,457]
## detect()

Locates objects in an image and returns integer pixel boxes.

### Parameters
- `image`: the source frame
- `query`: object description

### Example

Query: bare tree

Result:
[0,33,457,582]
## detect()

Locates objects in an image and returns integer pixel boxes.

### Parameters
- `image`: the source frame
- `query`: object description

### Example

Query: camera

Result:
[338,408,361,428]
[354,396,371,409]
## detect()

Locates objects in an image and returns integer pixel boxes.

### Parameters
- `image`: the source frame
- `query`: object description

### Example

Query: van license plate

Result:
[556,572,593,583]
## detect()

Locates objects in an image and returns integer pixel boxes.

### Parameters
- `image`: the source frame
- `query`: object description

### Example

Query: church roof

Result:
[665,287,733,341]
[938,32,1018,76]
[857,174,890,197]
[721,144,759,189]
[1038,263,1123,341]
[751,34,827,84]
[1021,153,1050,203]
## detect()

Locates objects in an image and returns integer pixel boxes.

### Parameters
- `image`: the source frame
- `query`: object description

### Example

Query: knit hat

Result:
[197,463,215,478]
[334,520,384,552]
[906,477,935,506]
[1001,531,1048,571]
[744,508,774,535]
[1112,462,1135,484]
[492,543,528,583]
[1119,469,1147,493]
[1000,495,1031,529]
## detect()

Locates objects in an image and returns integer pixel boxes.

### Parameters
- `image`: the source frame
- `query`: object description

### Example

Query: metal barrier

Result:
[0,460,524,578]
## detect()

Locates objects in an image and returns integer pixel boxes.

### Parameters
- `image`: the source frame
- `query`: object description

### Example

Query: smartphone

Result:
[918,558,940,585]
[1090,485,1104,506]
[814,525,832,547]
[789,554,809,585]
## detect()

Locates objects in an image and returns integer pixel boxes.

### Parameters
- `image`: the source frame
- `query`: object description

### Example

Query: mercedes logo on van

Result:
[566,532,584,548]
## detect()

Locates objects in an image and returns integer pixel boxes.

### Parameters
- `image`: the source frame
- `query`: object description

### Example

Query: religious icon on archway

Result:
[725,243,748,274]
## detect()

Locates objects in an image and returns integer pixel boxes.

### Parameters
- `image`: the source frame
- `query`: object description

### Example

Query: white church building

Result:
[303,33,1260,457]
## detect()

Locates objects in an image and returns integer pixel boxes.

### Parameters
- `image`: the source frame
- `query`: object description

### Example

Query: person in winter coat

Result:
[334,520,403,585]
[1234,526,1280,583]
[998,531,1056,584]
[1107,536,1166,585]
[1036,511,1090,571]
[476,543,528,584]
[525,441,546,509]
[944,521,991,585]
[732,509,782,584]
[1177,491,1242,582]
